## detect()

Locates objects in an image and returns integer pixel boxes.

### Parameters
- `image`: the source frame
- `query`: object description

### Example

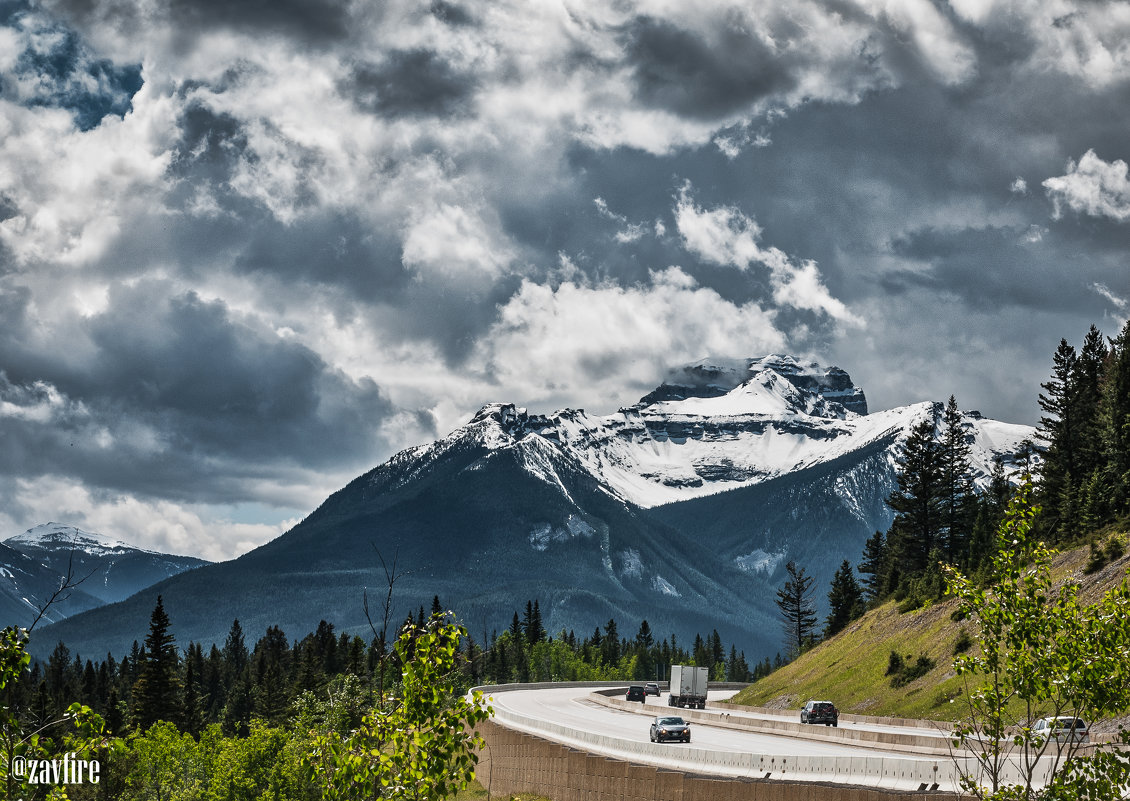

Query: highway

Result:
[479,684,1071,791]
[485,685,945,761]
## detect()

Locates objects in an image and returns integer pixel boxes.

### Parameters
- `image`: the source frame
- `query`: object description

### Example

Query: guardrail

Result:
[474,683,1066,792]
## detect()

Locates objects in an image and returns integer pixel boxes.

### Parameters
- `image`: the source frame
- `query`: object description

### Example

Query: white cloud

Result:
[862,0,977,84]
[401,202,515,279]
[2,476,299,561]
[949,0,1130,87]
[674,186,864,325]
[595,197,650,243]
[1093,282,1128,311]
[1010,177,1028,194]
[0,90,174,269]
[1043,150,1130,221]
[475,267,786,410]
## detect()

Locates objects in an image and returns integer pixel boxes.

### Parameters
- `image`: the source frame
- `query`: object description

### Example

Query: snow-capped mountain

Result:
[37,356,1034,659]
[4,523,210,612]
[435,354,1029,510]
[0,541,104,628]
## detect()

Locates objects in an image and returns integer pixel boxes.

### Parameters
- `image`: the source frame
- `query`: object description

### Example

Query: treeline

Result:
[16,596,768,749]
[847,319,1130,616]
[476,600,772,686]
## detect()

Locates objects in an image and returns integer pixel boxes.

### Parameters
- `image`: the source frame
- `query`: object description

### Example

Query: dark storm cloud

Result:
[885,226,1104,312]
[429,0,475,28]
[621,16,797,119]
[45,0,351,46]
[169,102,248,184]
[0,283,393,503]
[235,214,410,302]
[169,0,351,43]
[344,50,478,118]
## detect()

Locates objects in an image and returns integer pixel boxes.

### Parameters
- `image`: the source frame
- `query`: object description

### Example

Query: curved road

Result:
[486,685,943,761]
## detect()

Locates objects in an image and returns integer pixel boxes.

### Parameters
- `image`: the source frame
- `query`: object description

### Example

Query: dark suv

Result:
[800,700,838,726]
[626,685,647,702]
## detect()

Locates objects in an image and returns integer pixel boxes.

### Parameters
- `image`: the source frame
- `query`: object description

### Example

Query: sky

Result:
[1,0,1128,561]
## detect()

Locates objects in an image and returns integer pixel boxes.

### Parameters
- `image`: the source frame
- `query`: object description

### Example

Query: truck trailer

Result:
[668,664,708,709]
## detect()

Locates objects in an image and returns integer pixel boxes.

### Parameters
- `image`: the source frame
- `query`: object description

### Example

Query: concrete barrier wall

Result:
[475,719,961,801]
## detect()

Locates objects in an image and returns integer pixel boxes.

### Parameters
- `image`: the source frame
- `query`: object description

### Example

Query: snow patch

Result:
[527,514,596,551]
[617,548,643,579]
[652,575,680,596]
[734,548,786,574]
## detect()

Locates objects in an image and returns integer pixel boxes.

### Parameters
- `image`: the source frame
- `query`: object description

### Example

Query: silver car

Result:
[650,715,691,743]
[1033,717,1089,744]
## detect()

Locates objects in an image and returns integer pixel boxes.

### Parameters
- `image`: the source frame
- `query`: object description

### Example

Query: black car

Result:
[644,682,660,696]
[649,715,691,743]
[800,700,839,726]
[626,685,647,702]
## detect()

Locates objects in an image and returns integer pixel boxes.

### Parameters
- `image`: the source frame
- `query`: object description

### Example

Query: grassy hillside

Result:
[727,533,1130,725]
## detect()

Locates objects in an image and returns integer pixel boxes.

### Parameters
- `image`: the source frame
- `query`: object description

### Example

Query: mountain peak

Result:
[637,355,867,415]
[6,522,142,556]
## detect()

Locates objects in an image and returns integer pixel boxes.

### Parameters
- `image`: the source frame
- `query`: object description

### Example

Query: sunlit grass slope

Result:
[728,536,1129,723]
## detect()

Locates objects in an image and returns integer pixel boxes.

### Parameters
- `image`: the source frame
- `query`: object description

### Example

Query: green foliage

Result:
[304,614,491,801]
[884,651,936,688]
[943,481,1130,800]
[952,630,972,655]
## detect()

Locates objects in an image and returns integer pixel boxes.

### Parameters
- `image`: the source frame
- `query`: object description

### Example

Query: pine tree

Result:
[602,619,620,665]
[940,396,976,564]
[182,642,205,736]
[858,530,888,601]
[824,560,864,637]
[775,561,817,657]
[887,414,944,578]
[1101,319,1130,513]
[1074,325,1108,481]
[522,600,545,645]
[1037,339,1079,536]
[223,619,249,682]
[132,595,182,729]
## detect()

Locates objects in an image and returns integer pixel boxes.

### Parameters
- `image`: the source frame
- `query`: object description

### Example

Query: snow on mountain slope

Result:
[429,356,1033,510]
[5,523,210,605]
[8,523,156,557]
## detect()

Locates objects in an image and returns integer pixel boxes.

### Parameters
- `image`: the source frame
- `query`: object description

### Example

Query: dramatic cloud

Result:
[1044,150,1130,222]
[477,267,787,409]
[0,0,1126,556]
[674,186,864,325]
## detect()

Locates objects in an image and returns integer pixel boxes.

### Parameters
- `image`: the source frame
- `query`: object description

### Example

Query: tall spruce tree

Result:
[1101,319,1130,513]
[940,396,976,564]
[824,560,864,637]
[1037,338,1080,537]
[1074,325,1108,480]
[887,414,944,578]
[775,560,817,657]
[132,595,182,729]
[858,530,888,601]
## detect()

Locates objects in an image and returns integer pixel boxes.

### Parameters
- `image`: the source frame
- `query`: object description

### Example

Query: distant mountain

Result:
[35,356,1033,659]
[3,524,210,628]
[0,541,104,628]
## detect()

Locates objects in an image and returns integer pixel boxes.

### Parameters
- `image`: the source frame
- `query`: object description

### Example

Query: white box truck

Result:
[668,664,708,709]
